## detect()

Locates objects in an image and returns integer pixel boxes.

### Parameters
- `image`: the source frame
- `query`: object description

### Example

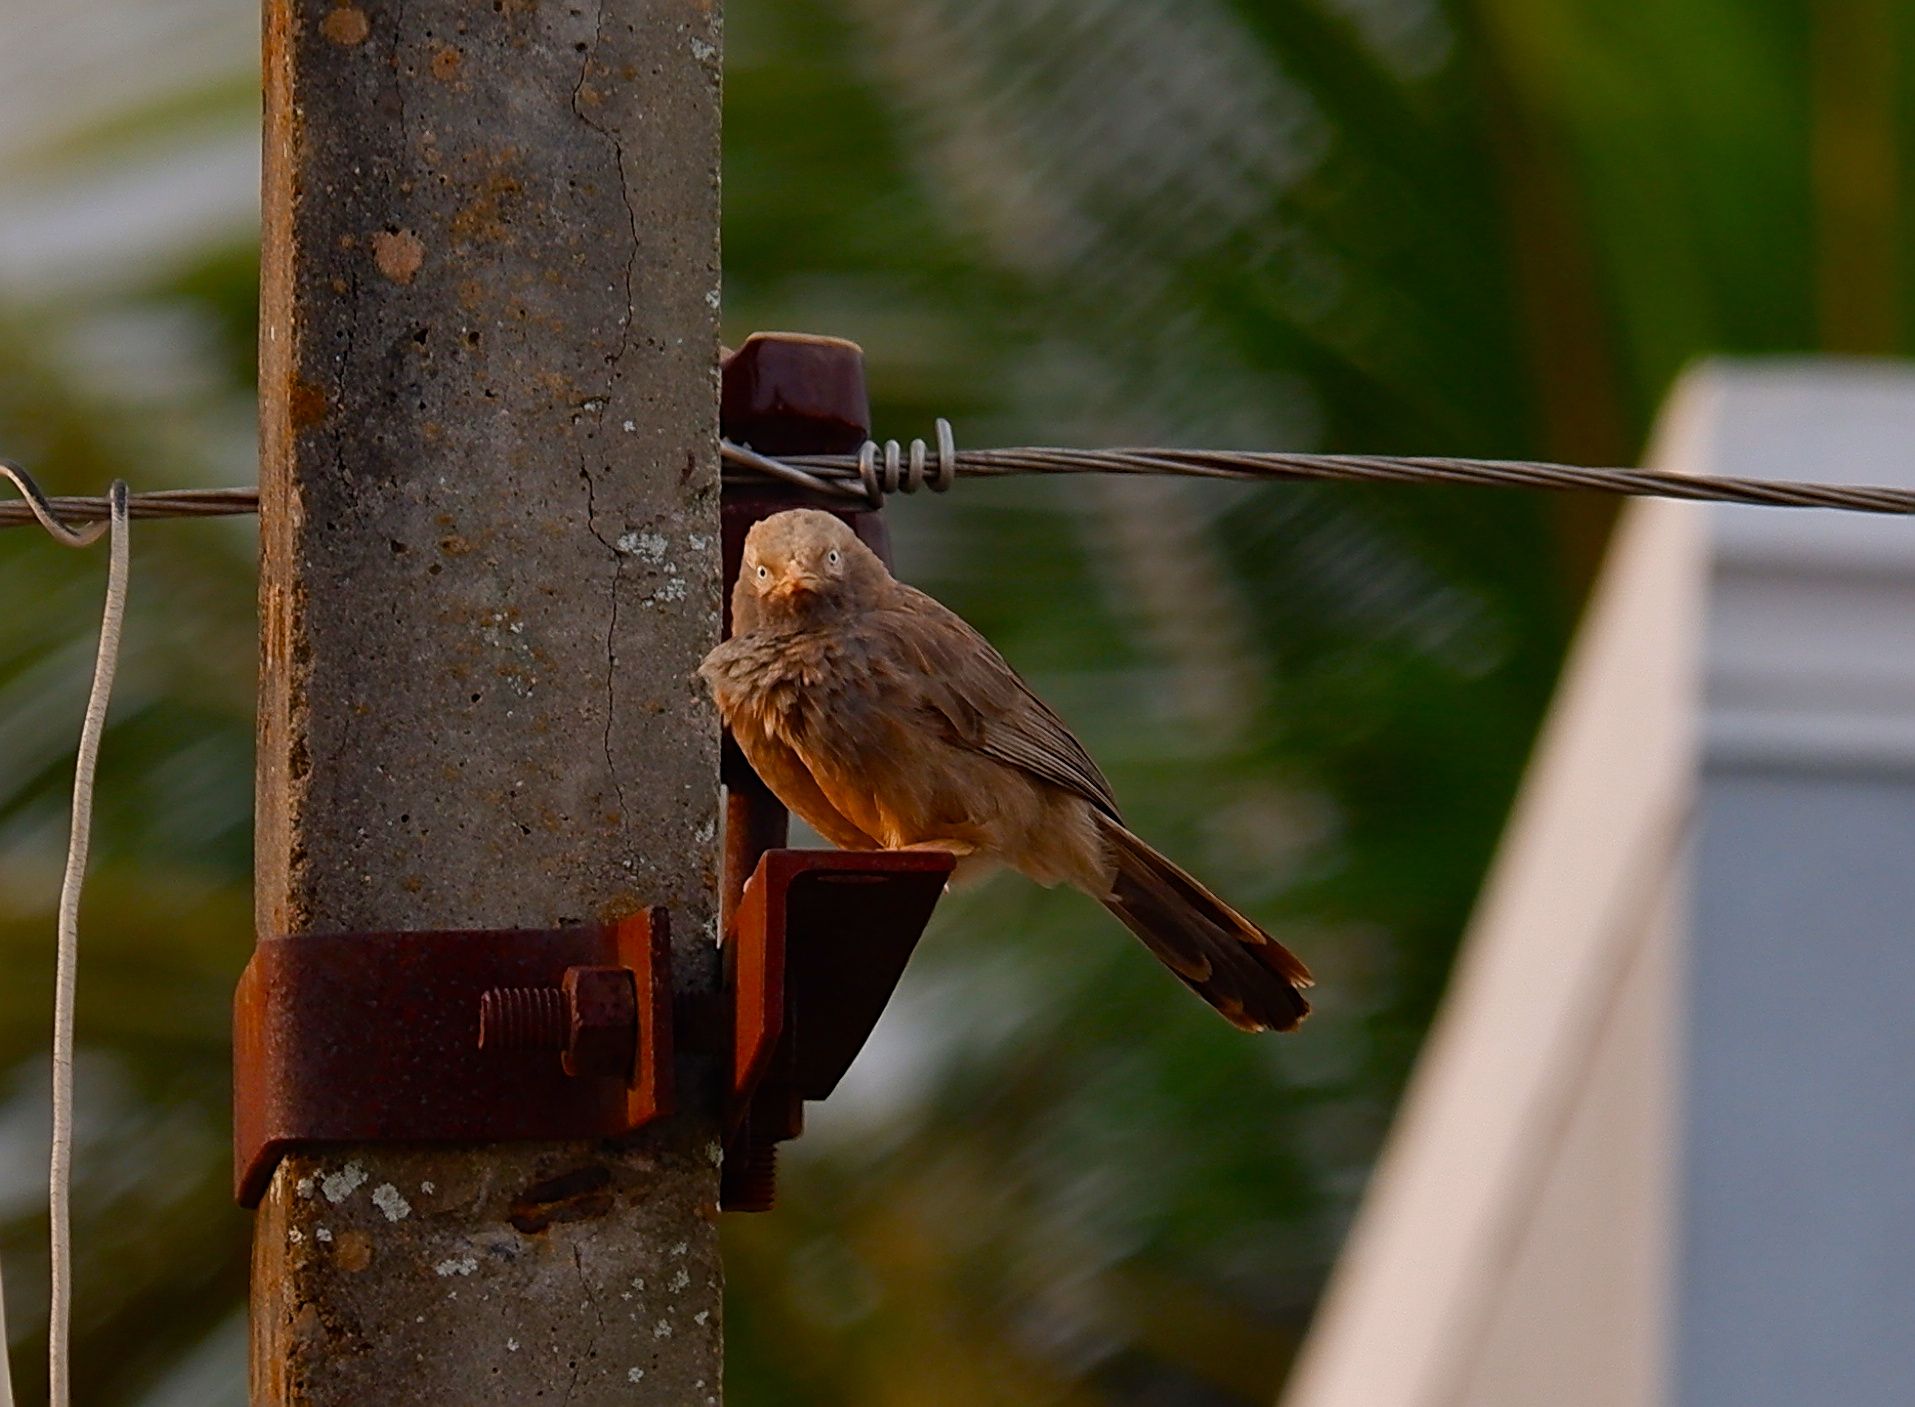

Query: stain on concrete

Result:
[508,1164,615,1233]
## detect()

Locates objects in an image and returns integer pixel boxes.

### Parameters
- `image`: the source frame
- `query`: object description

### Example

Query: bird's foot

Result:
[896,838,978,856]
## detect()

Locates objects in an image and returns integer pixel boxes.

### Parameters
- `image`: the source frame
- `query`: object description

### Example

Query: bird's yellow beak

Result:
[768,570,823,602]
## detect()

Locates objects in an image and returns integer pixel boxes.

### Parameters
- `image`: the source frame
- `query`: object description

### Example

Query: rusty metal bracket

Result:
[233,909,672,1207]
[721,849,954,1211]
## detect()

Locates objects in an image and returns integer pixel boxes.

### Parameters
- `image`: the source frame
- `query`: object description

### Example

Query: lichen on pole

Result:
[253,1,724,1402]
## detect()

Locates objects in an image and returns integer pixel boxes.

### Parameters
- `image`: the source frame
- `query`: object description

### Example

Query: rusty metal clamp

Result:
[233,910,672,1207]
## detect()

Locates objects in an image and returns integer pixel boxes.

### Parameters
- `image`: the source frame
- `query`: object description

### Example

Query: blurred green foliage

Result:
[1,0,1908,1402]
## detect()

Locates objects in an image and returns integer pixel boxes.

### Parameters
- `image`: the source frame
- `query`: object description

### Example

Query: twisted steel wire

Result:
[0,484,259,530]
[11,430,1915,530]
[725,435,1915,515]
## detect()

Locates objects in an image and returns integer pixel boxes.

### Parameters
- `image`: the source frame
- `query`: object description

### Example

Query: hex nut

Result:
[562,966,638,1080]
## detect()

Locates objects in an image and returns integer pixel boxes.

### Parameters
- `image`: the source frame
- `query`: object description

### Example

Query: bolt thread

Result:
[478,986,569,1051]
[726,1138,778,1212]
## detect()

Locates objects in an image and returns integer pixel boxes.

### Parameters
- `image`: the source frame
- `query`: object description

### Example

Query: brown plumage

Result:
[699,509,1312,1032]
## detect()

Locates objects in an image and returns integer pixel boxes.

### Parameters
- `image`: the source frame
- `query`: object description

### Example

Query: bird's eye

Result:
[755,564,769,581]
[827,549,841,566]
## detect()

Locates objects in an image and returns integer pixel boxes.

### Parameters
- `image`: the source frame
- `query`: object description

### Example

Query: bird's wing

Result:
[878,585,1122,821]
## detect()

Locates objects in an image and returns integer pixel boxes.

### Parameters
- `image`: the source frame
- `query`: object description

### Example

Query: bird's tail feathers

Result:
[1099,820,1312,1033]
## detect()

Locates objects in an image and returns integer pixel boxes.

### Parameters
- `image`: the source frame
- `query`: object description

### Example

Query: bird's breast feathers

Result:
[703,625,860,744]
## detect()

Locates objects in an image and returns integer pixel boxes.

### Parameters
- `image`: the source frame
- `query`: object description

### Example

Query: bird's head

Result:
[737,508,888,624]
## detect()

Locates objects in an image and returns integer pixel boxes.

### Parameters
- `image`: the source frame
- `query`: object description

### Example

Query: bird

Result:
[698,508,1312,1032]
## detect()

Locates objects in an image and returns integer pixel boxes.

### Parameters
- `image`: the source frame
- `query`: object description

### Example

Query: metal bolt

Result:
[721,1134,779,1213]
[478,986,569,1050]
[477,966,637,1080]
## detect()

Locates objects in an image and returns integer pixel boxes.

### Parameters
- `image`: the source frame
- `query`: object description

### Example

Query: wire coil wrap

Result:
[855,419,957,505]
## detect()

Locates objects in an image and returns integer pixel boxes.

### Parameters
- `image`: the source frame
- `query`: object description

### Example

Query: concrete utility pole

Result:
[254,1,723,1403]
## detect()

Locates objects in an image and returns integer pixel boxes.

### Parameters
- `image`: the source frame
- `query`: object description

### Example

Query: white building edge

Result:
[1281,361,1915,1407]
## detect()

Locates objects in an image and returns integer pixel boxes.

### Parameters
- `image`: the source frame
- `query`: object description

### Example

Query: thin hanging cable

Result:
[0,462,117,545]
[0,1204,11,1407]
[0,466,131,1407]
[50,479,126,1407]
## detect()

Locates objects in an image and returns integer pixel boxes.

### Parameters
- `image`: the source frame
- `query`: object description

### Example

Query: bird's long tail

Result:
[1099,820,1312,1032]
